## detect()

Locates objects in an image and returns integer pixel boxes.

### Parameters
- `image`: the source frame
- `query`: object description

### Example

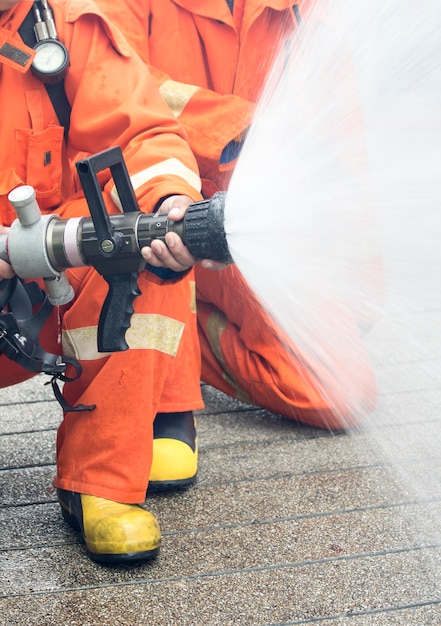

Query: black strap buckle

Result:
[0,278,95,412]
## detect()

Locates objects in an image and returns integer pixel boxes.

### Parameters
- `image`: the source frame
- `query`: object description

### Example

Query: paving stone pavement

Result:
[1,294,441,625]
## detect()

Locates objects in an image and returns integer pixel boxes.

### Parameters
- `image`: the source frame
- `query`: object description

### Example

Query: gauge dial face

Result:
[33,40,68,75]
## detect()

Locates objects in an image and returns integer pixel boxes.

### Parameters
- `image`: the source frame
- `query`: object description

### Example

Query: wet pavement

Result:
[1,334,441,626]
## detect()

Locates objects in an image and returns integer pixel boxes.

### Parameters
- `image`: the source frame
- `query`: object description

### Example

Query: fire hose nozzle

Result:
[135,192,233,265]
[5,148,233,351]
[172,192,233,264]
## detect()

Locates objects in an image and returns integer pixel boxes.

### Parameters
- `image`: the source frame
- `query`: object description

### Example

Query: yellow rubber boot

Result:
[148,411,198,492]
[58,490,161,564]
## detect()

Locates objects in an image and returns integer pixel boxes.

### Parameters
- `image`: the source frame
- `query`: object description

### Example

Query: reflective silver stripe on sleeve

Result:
[110,158,201,210]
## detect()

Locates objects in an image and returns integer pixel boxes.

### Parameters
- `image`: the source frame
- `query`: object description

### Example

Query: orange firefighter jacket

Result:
[0,0,204,502]
[95,0,314,197]
[0,0,202,224]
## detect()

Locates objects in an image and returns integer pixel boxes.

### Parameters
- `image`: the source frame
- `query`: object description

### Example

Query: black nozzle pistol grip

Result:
[75,147,144,352]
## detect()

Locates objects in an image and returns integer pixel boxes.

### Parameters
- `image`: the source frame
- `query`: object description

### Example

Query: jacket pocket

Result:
[15,124,64,212]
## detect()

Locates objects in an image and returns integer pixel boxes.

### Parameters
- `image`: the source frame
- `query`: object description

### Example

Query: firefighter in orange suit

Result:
[0,0,205,564]
[94,0,379,487]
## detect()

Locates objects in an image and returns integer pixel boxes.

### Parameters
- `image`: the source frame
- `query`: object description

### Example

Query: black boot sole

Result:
[147,474,197,494]
[86,546,160,565]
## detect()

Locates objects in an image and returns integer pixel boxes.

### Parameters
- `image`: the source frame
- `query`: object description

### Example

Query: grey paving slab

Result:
[365,311,441,365]
[312,607,441,626]
[367,389,441,426]
[0,430,56,468]
[0,466,55,506]
[0,502,72,550]
[1,550,440,626]
[0,375,54,404]
[0,424,394,477]
[0,401,61,435]
[4,479,441,555]
[3,502,441,596]
[0,466,408,538]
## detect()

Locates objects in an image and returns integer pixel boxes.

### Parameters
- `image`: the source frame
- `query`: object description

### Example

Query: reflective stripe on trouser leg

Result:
[54,266,203,503]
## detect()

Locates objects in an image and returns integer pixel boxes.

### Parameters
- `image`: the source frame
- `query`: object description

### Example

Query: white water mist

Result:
[224,0,441,557]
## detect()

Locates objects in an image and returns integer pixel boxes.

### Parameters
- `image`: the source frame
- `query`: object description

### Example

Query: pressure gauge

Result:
[32,39,70,85]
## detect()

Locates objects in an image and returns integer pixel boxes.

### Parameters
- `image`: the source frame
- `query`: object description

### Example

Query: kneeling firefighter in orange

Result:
[0,0,209,564]
[93,0,380,477]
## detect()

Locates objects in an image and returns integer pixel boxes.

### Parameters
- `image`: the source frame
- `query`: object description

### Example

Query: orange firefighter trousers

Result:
[0,266,202,503]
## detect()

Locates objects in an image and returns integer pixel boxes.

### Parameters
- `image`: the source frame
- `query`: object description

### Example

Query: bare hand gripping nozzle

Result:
[3,146,232,354]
